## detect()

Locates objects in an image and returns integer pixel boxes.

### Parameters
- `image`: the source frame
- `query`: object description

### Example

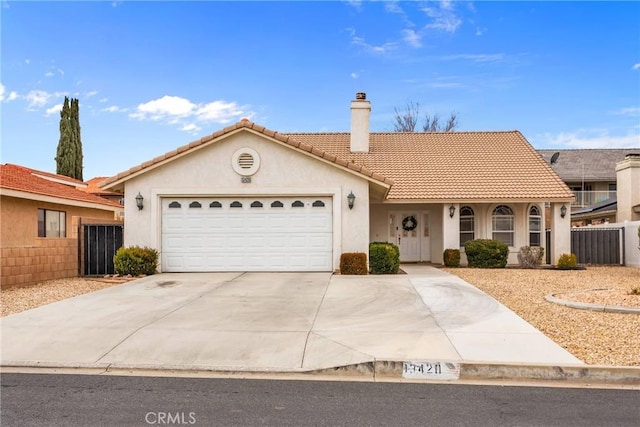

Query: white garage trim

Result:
[161,196,333,272]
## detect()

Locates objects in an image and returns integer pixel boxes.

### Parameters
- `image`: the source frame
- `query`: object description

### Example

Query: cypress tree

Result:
[55,96,83,180]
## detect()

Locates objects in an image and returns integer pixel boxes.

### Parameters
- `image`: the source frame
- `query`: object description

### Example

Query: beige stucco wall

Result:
[616,156,640,222]
[0,195,121,287]
[121,130,371,271]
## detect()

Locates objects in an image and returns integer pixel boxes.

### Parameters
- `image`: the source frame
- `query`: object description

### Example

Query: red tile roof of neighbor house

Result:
[81,176,123,197]
[102,119,573,202]
[0,164,123,208]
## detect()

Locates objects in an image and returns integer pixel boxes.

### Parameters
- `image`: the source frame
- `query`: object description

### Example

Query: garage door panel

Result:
[162,197,332,272]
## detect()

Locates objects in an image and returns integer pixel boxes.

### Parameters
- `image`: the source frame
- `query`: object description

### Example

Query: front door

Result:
[389,212,420,261]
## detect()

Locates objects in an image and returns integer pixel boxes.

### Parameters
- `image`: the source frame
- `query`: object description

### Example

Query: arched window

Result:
[529,205,542,246]
[492,205,514,246]
[459,206,475,245]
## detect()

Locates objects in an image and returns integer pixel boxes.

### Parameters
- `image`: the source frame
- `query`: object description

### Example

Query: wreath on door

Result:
[402,215,418,231]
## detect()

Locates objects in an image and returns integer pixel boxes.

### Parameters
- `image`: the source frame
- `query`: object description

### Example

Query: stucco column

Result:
[549,202,571,265]
[442,203,460,252]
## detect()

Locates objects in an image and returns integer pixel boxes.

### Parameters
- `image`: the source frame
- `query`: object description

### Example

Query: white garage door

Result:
[161,197,333,272]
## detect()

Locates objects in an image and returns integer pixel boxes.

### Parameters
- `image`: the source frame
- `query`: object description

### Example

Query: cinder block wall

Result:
[1,238,77,288]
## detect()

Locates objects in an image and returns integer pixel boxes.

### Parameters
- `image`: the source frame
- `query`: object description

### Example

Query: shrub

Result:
[113,246,158,276]
[464,239,509,268]
[517,246,544,268]
[340,252,368,275]
[369,242,400,274]
[443,249,461,267]
[556,253,578,269]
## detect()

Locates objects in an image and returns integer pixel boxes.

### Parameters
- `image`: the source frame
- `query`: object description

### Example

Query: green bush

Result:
[556,253,578,269]
[113,246,158,276]
[517,246,544,268]
[369,242,400,274]
[443,249,461,267]
[340,252,368,275]
[464,239,509,268]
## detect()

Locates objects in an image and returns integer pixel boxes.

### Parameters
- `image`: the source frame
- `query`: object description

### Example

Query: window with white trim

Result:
[529,206,542,246]
[459,206,475,245]
[37,209,66,238]
[492,205,514,246]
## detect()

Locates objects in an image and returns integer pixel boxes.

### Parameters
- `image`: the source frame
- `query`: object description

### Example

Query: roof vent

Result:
[232,148,260,176]
[550,152,560,164]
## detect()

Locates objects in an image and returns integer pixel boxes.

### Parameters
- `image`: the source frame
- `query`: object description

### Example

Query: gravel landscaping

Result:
[442,266,640,367]
[2,267,639,366]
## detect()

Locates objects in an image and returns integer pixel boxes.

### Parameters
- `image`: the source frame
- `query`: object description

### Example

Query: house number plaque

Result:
[402,361,460,380]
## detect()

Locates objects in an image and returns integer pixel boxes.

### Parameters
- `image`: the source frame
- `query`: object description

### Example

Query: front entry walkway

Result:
[1,267,582,372]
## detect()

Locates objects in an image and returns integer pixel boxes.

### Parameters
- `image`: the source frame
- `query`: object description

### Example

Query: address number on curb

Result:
[402,362,460,380]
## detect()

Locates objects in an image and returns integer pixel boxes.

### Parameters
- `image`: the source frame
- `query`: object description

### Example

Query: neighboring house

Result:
[102,93,574,272]
[538,149,640,225]
[81,177,125,205]
[0,164,123,288]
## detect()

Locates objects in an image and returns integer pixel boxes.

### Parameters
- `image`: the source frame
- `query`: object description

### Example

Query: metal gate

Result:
[83,224,123,276]
[571,227,624,265]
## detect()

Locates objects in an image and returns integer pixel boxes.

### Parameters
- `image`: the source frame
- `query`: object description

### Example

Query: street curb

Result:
[3,361,639,386]
[313,361,640,385]
[545,291,640,314]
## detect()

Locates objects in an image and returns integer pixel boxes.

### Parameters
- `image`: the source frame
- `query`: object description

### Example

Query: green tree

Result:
[55,96,83,180]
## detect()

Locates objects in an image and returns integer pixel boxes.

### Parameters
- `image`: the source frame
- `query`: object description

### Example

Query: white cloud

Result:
[349,29,398,55]
[442,53,506,63]
[45,71,54,78]
[402,29,422,48]
[0,83,4,101]
[25,90,53,108]
[130,95,196,121]
[421,2,462,33]
[7,91,18,101]
[130,95,253,131]
[633,63,640,70]
[102,105,127,113]
[25,59,30,65]
[540,130,640,149]
[611,107,640,117]
[181,123,201,133]
[85,90,99,98]
[99,98,109,103]
[45,103,62,116]
[350,72,359,79]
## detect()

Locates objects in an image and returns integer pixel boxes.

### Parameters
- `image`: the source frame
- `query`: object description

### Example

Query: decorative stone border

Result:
[545,290,640,314]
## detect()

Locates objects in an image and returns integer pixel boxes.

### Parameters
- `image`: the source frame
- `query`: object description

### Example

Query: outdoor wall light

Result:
[449,204,456,218]
[560,204,567,218]
[135,192,144,211]
[347,191,356,210]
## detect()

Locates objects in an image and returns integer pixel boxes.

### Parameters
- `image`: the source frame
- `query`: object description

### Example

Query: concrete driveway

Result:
[1,266,582,372]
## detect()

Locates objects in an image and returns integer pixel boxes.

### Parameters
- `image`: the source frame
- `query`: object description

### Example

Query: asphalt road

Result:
[1,373,638,427]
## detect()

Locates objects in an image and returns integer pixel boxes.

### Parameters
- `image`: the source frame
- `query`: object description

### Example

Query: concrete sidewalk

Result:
[1,266,583,373]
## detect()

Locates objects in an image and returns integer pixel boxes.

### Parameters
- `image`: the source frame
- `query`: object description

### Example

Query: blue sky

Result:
[1,1,639,179]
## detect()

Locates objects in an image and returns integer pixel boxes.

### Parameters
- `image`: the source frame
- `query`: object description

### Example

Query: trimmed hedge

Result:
[463,239,509,268]
[443,249,461,267]
[340,252,368,275]
[369,242,400,274]
[113,246,158,276]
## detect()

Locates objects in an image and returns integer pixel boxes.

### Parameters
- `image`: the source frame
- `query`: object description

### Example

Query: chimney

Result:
[350,92,370,153]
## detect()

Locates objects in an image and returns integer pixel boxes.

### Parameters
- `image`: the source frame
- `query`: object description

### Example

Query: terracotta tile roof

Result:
[102,119,394,190]
[283,131,574,201]
[0,164,123,208]
[101,119,572,201]
[537,149,640,182]
[81,177,123,197]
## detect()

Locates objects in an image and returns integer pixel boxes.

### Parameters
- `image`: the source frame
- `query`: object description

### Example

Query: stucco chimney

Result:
[350,92,370,153]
